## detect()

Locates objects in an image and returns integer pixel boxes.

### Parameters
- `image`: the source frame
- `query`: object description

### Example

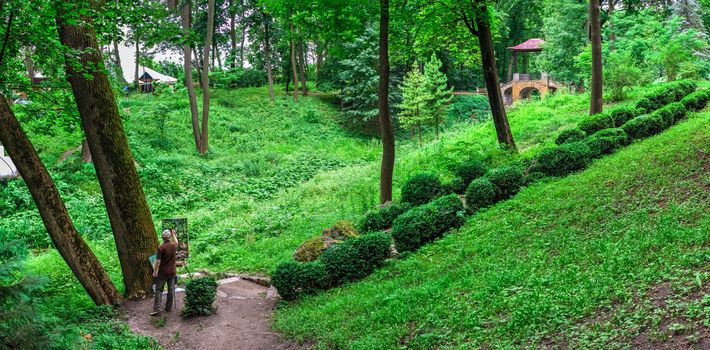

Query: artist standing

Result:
[151,229,178,316]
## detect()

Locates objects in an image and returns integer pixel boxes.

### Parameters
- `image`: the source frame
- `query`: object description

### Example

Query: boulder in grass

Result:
[323,220,359,240]
[293,236,341,262]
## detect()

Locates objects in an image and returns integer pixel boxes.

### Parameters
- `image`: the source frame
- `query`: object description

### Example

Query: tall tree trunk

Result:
[378,0,395,204]
[193,47,203,89]
[24,48,34,84]
[81,138,92,163]
[473,7,517,151]
[262,11,275,101]
[0,97,121,306]
[590,0,603,115]
[181,1,201,151]
[211,42,216,70]
[56,11,159,300]
[315,39,324,87]
[229,0,237,69]
[112,40,126,85]
[289,22,299,102]
[134,37,140,90]
[239,21,247,68]
[200,0,215,155]
[298,36,307,96]
[608,0,616,51]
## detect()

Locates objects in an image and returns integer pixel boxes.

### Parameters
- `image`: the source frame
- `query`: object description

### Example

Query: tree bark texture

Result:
[473,7,517,151]
[590,0,603,115]
[262,11,275,101]
[200,0,215,155]
[180,2,201,151]
[134,37,140,88]
[0,97,121,306]
[56,11,159,300]
[229,0,237,69]
[378,0,395,204]
[298,35,307,96]
[81,138,92,163]
[608,0,616,51]
[112,40,126,85]
[289,22,299,102]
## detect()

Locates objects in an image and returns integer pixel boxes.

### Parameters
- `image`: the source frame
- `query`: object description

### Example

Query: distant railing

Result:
[501,72,551,86]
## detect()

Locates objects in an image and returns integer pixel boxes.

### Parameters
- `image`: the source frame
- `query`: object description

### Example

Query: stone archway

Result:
[519,87,540,100]
[503,87,513,106]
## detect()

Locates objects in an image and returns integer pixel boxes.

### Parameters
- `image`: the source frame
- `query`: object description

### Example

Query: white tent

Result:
[0,145,19,179]
[121,65,177,86]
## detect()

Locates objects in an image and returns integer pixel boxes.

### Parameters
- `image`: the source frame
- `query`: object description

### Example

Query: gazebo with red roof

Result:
[506,38,545,82]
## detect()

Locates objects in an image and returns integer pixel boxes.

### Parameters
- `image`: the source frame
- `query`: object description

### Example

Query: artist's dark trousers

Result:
[153,276,176,312]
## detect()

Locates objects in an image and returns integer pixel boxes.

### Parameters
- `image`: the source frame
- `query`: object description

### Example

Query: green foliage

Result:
[537,0,588,83]
[182,277,218,318]
[653,102,686,127]
[454,159,487,187]
[534,142,591,177]
[447,95,491,123]
[578,113,615,135]
[400,173,444,206]
[621,115,666,140]
[555,128,586,145]
[422,54,454,135]
[443,177,467,195]
[272,261,328,301]
[604,51,644,102]
[464,177,498,212]
[360,203,411,233]
[210,68,268,88]
[583,128,629,159]
[486,165,525,199]
[608,106,639,127]
[680,89,710,111]
[391,194,465,253]
[398,65,430,143]
[320,232,391,285]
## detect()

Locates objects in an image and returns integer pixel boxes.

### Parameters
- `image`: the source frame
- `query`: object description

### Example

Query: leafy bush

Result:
[444,177,467,195]
[608,106,638,127]
[401,173,444,206]
[583,128,629,158]
[534,142,591,177]
[578,113,615,134]
[464,177,498,212]
[323,221,359,240]
[360,203,410,233]
[486,166,524,199]
[391,194,465,253]
[272,261,328,300]
[447,95,491,123]
[653,102,686,128]
[621,115,665,140]
[555,128,586,145]
[182,277,218,318]
[680,90,710,111]
[321,232,391,285]
[635,97,654,114]
[604,52,643,101]
[454,159,487,186]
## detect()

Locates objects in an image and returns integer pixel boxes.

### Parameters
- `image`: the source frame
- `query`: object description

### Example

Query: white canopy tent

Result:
[121,65,178,86]
[0,145,19,179]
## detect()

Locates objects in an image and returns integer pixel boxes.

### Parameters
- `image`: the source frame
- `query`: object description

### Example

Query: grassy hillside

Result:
[273,110,710,349]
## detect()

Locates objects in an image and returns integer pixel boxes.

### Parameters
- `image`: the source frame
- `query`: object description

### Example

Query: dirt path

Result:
[123,277,300,350]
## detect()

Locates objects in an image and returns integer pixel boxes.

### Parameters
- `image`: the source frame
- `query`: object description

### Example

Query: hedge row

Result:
[680,89,710,112]
[360,202,410,233]
[391,194,466,253]
[272,232,391,300]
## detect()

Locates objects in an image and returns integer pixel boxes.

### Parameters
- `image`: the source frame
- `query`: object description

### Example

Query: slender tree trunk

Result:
[315,39,324,87]
[378,0,395,204]
[134,36,140,90]
[229,0,237,69]
[193,47,203,89]
[473,7,517,151]
[81,138,92,163]
[56,11,159,300]
[216,44,222,69]
[112,40,126,85]
[608,0,616,51]
[590,0,603,114]
[24,48,34,84]
[200,0,215,155]
[211,42,216,70]
[298,35,307,96]
[239,22,247,68]
[289,22,299,102]
[0,97,121,306]
[181,1,201,151]
[262,11,275,101]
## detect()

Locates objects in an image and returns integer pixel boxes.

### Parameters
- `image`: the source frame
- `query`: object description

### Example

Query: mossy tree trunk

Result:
[0,96,121,306]
[56,7,158,300]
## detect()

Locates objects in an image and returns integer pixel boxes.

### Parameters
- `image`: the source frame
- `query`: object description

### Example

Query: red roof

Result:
[508,38,544,52]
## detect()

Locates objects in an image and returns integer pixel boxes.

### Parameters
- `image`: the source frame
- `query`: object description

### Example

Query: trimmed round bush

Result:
[608,106,638,127]
[464,177,498,212]
[534,142,591,177]
[578,113,615,134]
[680,90,710,111]
[272,261,328,300]
[583,128,628,158]
[182,277,218,317]
[401,173,444,206]
[524,171,547,185]
[321,232,391,285]
[486,166,524,198]
[454,159,487,186]
[635,97,654,114]
[360,202,410,233]
[555,128,586,145]
[391,194,465,253]
[653,102,686,128]
[298,261,328,295]
[444,177,467,195]
[621,115,665,140]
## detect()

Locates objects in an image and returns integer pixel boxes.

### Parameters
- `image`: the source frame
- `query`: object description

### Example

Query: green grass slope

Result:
[273,110,710,349]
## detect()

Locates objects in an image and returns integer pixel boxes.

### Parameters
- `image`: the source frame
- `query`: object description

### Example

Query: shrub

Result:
[182,277,218,317]
[294,236,338,262]
[578,113,615,134]
[608,106,638,127]
[321,232,391,285]
[401,173,444,206]
[524,171,547,185]
[621,115,665,140]
[680,90,710,111]
[272,261,328,300]
[391,194,465,253]
[555,128,586,145]
[635,97,654,114]
[583,128,629,158]
[360,203,410,233]
[323,221,359,240]
[534,142,591,177]
[454,159,487,186]
[465,177,498,212]
[447,94,491,123]
[486,166,524,199]
[444,177,467,195]
[653,102,686,128]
